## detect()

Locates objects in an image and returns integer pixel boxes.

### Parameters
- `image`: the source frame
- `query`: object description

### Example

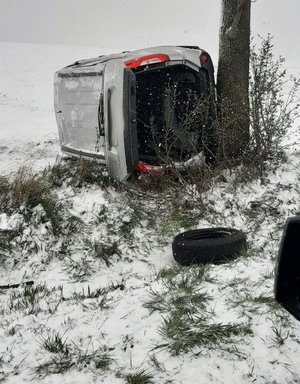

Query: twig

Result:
[0,281,34,290]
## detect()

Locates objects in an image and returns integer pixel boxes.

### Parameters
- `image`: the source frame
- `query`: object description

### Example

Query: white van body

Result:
[54,46,215,181]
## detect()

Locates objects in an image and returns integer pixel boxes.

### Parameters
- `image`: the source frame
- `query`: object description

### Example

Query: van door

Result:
[103,59,138,181]
[54,67,106,162]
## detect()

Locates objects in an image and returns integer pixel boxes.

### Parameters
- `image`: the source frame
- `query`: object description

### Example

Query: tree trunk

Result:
[216,0,251,161]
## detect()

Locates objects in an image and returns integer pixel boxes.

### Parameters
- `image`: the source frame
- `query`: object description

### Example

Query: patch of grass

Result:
[86,239,121,267]
[118,195,156,241]
[148,354,165,373]
[230,290,288,315]
[170,206,200,229]
[71,286,108,300]
[39,331,69,355]
[146,264,213,315]
[64,255,95,282]
[226,276,249,289]
[147,263,252,356]
[271,325,290,347]
[75,159,93,186]
[74,159,121,189]
[44,158,108,188]
[218,245,254,269]
[83,295,112,311]
[158,264,211,283]
[95,205,108,224]
[9,284,53,315]
[161,198,206,236]
[70,286,112,311]
[109,281,126,291]
[173,274,205,294]
[45,157,121,189]
[119,217,136,240]
[0,176,10,213]
[57,239,71,259]
[11,166,45,208]
[253,294,292,327]
[66,215,86,235]
[43,157,74,187]
[35,356,74,376]
[227,286,293,328]
[40,194,63,236]
[136,170,178,193]
[0,229,19,253]
[11,166,63,236]
[235,246,253,260]
[122,369,154,384]
[35,346,112,377]
[145,286,210,316]
[0,175,10,193]
[158,314,252,356]
[157,265,184,280]
[252,294,279,308]
[45,157,122,191]
[163,264,213,288]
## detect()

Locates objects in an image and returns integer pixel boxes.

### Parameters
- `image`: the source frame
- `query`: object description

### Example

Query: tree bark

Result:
[216,0,251,161]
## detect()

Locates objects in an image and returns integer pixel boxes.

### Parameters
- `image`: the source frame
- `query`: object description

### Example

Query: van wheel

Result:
[172,228,247,266]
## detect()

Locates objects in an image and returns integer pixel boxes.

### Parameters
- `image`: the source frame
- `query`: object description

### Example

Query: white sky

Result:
[0,0,299,68]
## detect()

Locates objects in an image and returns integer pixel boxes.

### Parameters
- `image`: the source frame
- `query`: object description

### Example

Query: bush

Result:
[198,34,299,181]
[249,35,300,165]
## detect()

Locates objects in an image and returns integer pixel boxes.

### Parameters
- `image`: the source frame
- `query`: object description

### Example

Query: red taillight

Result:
[135,162,167,176]
[200,53,209,64]
[125,54,170,69]
[135,162,150,174]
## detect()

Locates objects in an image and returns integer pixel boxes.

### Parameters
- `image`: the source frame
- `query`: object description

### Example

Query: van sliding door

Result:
[104,60,138,181]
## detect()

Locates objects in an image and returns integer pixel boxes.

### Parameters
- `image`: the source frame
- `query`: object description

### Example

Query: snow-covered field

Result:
[1,41,300,384]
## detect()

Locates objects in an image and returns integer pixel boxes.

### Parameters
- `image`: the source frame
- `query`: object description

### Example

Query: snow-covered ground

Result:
[0,41,300,384]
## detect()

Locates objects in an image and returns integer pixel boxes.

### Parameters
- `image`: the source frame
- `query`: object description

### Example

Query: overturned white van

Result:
[54,46,215,181]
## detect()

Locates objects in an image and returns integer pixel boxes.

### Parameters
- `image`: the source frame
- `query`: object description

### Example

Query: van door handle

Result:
[107,87,112,151]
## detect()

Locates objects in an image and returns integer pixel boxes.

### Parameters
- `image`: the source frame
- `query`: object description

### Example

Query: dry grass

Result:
[10,166,62,235]
[11,166,48,208]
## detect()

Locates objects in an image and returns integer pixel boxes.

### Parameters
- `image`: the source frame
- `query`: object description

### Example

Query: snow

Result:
[0,41,300,384]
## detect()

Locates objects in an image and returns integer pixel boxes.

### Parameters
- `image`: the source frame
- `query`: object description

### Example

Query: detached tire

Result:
[172,228,247,266]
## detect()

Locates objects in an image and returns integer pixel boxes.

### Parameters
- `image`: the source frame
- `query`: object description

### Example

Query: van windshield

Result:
[135,65,210,164]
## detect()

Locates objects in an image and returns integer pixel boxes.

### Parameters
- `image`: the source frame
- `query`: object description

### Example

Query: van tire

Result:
[172,228,247,266]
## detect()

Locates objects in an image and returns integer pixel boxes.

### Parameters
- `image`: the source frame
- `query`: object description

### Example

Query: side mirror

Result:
[275,216,300,321]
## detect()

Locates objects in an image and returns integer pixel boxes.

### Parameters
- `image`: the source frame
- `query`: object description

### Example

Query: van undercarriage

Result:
[135,64,211,165]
